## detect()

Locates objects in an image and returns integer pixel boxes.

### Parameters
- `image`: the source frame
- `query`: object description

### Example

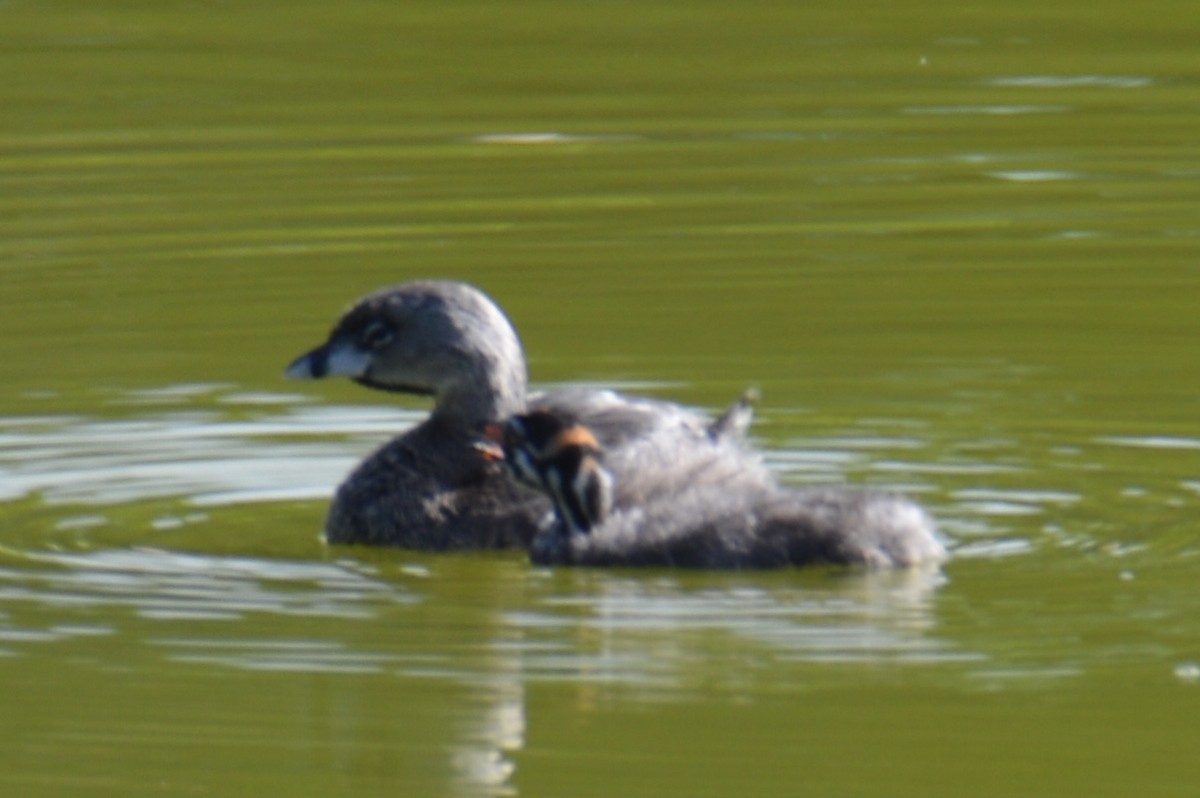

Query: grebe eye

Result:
[358,321,394,351]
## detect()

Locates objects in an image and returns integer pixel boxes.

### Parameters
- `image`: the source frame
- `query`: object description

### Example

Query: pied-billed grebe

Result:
[485,409,945,569]
[285,280,758,548]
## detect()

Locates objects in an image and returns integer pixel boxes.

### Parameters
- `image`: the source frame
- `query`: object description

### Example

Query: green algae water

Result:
[3,0,1200,795]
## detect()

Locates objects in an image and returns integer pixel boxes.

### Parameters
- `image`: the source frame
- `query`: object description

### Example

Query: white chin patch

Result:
[324,346,372,378]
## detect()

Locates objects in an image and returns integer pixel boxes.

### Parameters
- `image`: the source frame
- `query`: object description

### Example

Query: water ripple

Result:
[902,104,1071,116]
[987,75,1152,89]
[0,399,421,506]
[0,548,412,624]
[1096,435,1200,450]
[152,637,416,674]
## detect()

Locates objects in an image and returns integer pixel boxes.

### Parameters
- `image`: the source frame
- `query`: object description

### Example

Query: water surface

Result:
[3,1,1200,796]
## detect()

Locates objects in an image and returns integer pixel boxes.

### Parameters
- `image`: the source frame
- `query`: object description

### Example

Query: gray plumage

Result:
[287,279,944,567]
[286,280,753,549]
[531,482,943,569]
[498,409,944,569]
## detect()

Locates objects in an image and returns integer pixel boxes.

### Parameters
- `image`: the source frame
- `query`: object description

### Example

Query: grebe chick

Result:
[488,409,945,569]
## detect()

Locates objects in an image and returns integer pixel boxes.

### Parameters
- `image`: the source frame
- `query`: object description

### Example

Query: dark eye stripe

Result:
[545,467,591,534]
[510,448,542,488]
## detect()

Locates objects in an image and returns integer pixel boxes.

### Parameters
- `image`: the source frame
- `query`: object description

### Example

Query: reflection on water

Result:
[0,485,955,798]
[3,383,1200,795]
[0,383,980,797]
[6,386,1192,793]
[505,566,964,684]
[0,379,977,798]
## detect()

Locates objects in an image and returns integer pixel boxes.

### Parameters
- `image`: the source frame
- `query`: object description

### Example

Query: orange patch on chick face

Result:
[556,425,601,453]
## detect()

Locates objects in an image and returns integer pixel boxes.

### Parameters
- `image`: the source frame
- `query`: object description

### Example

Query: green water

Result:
[3,0,1200,795]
